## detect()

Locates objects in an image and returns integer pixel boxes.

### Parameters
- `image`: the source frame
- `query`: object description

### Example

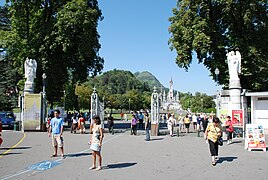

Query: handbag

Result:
[217,136,223,146]
[214,126,223,146]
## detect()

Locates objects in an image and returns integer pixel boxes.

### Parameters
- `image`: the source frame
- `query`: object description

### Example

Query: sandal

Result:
[96,166,102,171]
[50,154,57,157]
[89,166,96,170]
[212,161,216,166]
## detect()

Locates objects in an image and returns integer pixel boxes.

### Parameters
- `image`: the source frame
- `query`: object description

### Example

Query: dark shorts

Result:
[185,123,190,128]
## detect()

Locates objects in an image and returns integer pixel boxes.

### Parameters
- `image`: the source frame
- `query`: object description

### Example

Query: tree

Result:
[2,0,104,108]
[169,0,268,91]
[0,58,18,110]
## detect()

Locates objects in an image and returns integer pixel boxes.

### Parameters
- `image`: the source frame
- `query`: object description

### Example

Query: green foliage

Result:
[134,71,164,90]
[0,58,18,110]
[179,92,215,113]
[74,70,152,111]
[169,0,268,91]
[1,0,104,109]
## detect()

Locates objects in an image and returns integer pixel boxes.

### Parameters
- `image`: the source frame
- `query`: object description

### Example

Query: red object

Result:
[232,110,243,126]
[0,120,2,133]
[0,137,2,145]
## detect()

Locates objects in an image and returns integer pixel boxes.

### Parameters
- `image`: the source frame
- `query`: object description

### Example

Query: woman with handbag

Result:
[204,117,222,166]
[225,116,234,144]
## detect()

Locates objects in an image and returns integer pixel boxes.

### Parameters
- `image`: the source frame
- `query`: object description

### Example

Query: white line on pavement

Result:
[0,133,123,180]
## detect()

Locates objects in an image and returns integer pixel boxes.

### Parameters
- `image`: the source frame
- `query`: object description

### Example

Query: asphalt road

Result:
[0,126,268,180]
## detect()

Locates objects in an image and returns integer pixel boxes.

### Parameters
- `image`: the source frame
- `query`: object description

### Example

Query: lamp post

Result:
[42,73,47,131]
[201,98,203,112]
[63,90,66,111]
[128,98,131,113]
[215,68,220,117]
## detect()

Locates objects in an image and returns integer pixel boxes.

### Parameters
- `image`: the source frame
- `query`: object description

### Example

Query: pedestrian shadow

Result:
[1,152,22,156]
[231,140,243,144]
[104,162,137,169]
[65,152,91,158]
[149,138,164,141]
[0,146,32,150]
[217,156,238,164]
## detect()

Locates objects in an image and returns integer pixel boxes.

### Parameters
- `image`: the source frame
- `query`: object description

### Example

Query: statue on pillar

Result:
[227,50,241,81]
[24,57,37,93]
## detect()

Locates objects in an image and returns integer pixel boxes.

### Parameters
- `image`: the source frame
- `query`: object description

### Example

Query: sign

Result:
[232,110,243,126]
[23,94,42,130]
[245,124,266,151]
[28,160,61,171]
[233,126,243,138]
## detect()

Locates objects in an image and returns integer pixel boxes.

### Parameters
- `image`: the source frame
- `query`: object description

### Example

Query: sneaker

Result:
[96,166,102,171]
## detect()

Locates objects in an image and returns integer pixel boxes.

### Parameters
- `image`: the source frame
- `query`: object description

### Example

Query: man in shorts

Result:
[48,109,64,157]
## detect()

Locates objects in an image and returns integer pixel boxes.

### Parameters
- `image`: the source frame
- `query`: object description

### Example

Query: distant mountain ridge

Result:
[134,71,164,90]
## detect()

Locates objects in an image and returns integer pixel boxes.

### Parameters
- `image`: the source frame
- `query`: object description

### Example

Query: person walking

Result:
[184,114,191,133]
[131,114,137,135]
[167,114,175,136]
[192,113,197,131]
[144,112,150,141]
[138,111,144,129]
[204,117,222,166]
[107,114,114,135]
[71,113,78,134]
[79,113,86,134]
[89,115,104,171]
[178,113,184,132]
[225,116,234,144]
[48,110,64,158]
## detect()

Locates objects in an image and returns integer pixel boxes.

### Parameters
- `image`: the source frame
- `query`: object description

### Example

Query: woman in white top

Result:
[167,114,175,137]
[89,115,104,171]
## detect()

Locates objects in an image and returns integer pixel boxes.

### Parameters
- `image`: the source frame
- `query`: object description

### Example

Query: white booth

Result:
[246,92,268,131]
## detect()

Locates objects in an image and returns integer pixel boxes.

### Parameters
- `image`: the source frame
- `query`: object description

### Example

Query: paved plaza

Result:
[0,125,268,180]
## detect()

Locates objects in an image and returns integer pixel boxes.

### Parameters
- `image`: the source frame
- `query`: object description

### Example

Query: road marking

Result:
[0,133,123,180]
[28,160,61,171]
[0,133,26,158]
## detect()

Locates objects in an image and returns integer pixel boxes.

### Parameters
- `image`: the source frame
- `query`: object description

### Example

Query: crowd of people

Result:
[46,109,234,169]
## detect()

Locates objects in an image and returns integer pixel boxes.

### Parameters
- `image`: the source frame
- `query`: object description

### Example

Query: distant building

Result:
[160,78,182,111]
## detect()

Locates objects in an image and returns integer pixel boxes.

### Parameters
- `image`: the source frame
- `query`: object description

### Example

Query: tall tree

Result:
[2,0,104,107]
[169,0,268,91]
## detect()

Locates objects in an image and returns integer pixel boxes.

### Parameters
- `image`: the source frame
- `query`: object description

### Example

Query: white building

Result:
[160,78,182,111]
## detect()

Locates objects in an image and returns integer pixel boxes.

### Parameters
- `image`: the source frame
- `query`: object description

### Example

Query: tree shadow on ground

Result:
[217,156,238,164]
[104,162,137,169]
[65,152,91,158]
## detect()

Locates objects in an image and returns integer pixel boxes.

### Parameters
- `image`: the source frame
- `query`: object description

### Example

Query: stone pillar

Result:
[227,50,242,112]
[151,86,159,136]
[90,87,101,133]
[229,79,242,111]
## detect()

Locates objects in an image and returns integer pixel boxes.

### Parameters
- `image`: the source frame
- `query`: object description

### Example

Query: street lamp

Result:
[42,73,47,131]
[201,98,203,112]
[128,98,131,113]
[63,90,66,112]
[215,68,220,117]
[215,68,220,83]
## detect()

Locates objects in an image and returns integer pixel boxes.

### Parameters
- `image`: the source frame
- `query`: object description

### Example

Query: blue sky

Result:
[0,0,219,95]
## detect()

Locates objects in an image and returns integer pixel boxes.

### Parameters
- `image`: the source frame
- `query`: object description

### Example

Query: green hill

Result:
[134,71,164,90]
